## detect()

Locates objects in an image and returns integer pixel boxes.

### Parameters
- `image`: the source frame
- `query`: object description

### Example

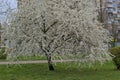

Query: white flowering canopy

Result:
[4,0,111,63]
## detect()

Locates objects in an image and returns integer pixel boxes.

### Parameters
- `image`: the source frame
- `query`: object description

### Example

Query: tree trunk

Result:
[117,65,120,70]
[47,54,54,71]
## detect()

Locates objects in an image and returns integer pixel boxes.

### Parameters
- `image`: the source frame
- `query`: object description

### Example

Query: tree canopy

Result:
[4,0,112,70]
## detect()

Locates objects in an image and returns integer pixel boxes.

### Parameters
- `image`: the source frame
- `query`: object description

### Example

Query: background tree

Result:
[0,0,15,48]
[0,0,16,22]
[5,0,111,71]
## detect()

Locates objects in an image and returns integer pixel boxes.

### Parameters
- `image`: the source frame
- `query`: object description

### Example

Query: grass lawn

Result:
[0,55,47,62]
[0,61,119,80]
[17,55,47,61]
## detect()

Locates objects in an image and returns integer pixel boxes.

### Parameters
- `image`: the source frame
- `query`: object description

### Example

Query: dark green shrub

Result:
[110,46,120,70]
[0,47,6,59]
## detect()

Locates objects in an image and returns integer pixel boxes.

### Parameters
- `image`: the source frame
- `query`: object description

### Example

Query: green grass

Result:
[17,55,47,61]
[0,59,6,61]
[0,61,119,80]
[0,55,47,62]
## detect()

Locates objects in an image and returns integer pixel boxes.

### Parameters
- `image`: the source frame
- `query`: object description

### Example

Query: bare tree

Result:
[5,0,111,71]
[0,0,17,48]
[0,0,17,22]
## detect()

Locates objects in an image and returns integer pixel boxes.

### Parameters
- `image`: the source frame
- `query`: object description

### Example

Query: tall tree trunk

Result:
[47,54,54,71]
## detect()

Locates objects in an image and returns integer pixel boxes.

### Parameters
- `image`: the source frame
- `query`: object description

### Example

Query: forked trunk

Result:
[47,54,54,71]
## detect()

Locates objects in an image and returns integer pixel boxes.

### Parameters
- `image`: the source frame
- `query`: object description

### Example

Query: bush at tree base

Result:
[110,46,120,70]
[0,47,6,59]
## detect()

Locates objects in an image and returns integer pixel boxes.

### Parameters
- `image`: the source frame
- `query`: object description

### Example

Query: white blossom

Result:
[4,0,111,67]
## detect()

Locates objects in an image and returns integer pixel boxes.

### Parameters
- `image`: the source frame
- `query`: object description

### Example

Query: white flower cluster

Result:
[4,0,111,64]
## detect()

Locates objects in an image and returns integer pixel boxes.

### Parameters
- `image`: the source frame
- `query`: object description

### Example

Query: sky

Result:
[8,0,17,8]
[0,0,17,22]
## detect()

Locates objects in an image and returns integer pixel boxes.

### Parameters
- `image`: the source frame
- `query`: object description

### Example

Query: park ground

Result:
[0,60,119,80]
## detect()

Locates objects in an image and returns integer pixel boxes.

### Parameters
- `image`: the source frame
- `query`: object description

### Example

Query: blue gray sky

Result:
[7,0,17,8]
[0,0,17,22]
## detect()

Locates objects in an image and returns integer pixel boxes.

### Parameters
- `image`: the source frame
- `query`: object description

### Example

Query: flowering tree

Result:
[0,0,16,22]
[5,0,111,71]
[0,0,15,47]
